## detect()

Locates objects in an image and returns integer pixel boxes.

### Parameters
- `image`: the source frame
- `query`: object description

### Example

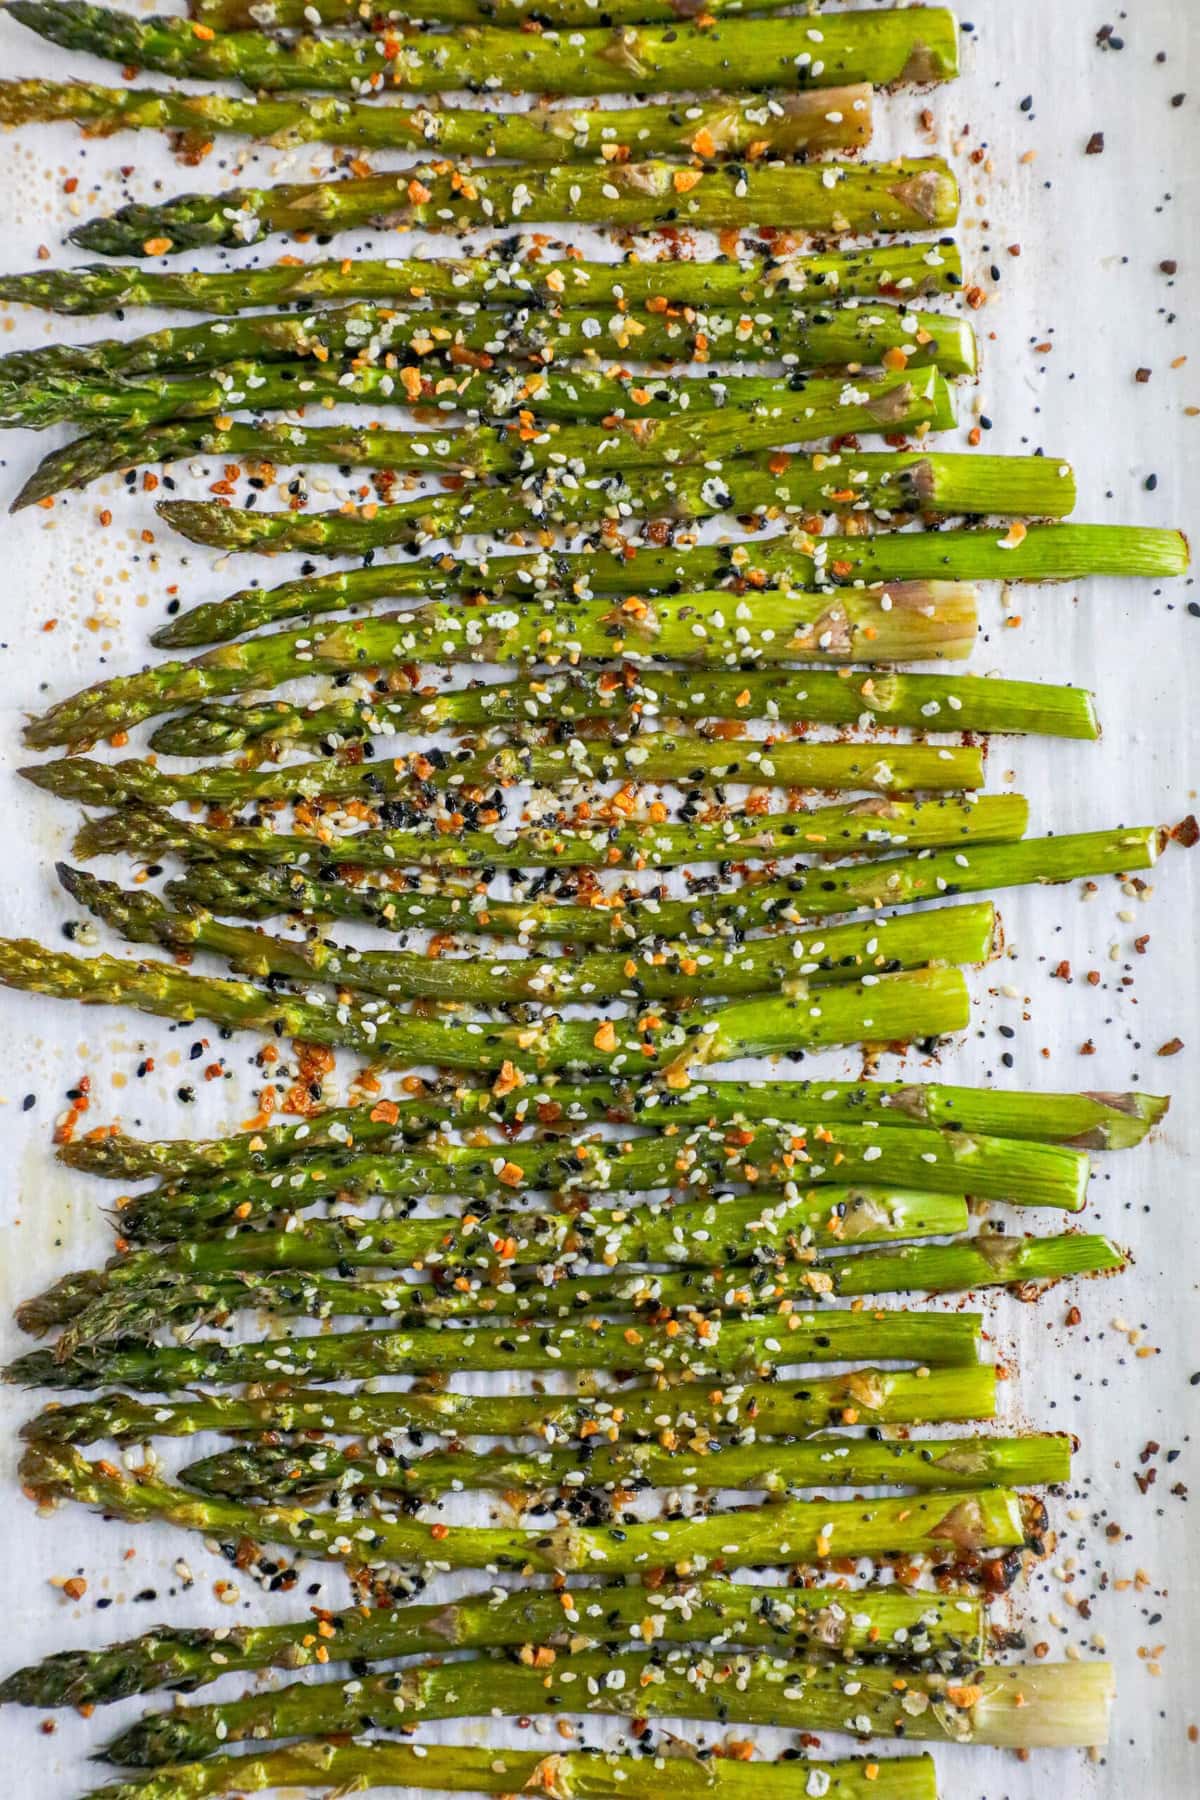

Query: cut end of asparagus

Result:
[965,1661,1116,1747]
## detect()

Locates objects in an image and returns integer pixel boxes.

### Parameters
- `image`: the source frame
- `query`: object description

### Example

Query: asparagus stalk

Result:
[0,940,972,1073]
[23,1362,999,1447]
[147,670,1096,759]
[182,1429,1070,1505]
[26,411,994,523]
[0,76,873,160]
[12,5,960,99]
[156,451,1070,556]
[84,1743,939,1800]
[39,1235,1122,1357]
[25,585,982,748]
[71,159,959,257]
[0,241,964,318]
[9,1306,983,1390]
[22,739,987,808]
[55,1077,1168,1183]
[152,524,1191,649]
[0,299,968,390]
[0,346,976,437]
[11,1189,977,1339]
[0,1580,985,1709]
[0,327,977,440]
[21,1195,978,1353]
[58,864,997,1009]
[162,828,1160,948]
[114,1110,1086,1227]
[96,1648,1112,1768]
[162,448,1065,554]
[14,367,956,510]
[21,1441,1018,1584]
[188,0,906,26]
[77,794,1029,874]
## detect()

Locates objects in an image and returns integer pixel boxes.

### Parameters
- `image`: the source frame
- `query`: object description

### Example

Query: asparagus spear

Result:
[76,794,1029,874]
[162,828,1160,948]
[113,1109,1086,1229]
[55,1077,1168,1182]
[71,159,958,257]
[12,5,960,99]
[8,1189,976,1339]
[182,1428,1070,1505]
[84,1743,939,1800]
[22,740,987,807]
[147,669,1097,759]
[0,941,972,1072]
[14,366,956,510]
[26,585,982,748]
[10,1306,983,1389]
[21,1441,1018,1584]
[0,241,963,318]
[58,864,997,1009]
[21,1195,974,1348]
[0,323,977,439]
[40,1235,1122,1357]
[153,523,1191,649]
[0,1580,985,1708]
[188,0,905,26]
[0,299,968,390]
[0,344,976,436]
[0,77,873,160]
[98,1649,1112,1768]
[155,451,1068,556]
[23,1362,999,1447]
[155,451,1065,557]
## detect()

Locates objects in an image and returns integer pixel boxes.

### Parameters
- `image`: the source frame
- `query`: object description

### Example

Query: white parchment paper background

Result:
[0,1,1195,1795]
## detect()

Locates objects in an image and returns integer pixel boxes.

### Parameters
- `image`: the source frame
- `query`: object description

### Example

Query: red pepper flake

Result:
[1156,1037,1184,1056]
[1085,131,1105,154]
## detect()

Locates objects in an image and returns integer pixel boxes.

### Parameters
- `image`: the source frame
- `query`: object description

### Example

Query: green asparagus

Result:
[26,585,983,748]
[0,1579,984,1708]
[54,1077,1168,1182]
[71,159,959,256]
[59,864,997,1008]
[77,795,1030,875]
[83,1743,938,1800]
[99,1646,1114,1768]
[146,669,1096,759]
[155,450,1058,554]
[22,1362,1000,1447]
[0,241,964,318]
[152,523,1190,649]
[9,1306,983,1389]
[181,1428,1071,1505]
[188,0,914,26]
[0,942,973,1071]
[21,1442,1019,1585]
[112,1110,1087,1227]
[0,76,873,160]
[0,300,970,389]
[36,1235,1122,1358]
[22,739,987,808]
[155,451,1070,555]
[19,1192,977,1345]
[162,829,1160,949]
[0,323,977,436]
[14,366,957,510]
[13,4,960,98]
[103,1653,1111,1769]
